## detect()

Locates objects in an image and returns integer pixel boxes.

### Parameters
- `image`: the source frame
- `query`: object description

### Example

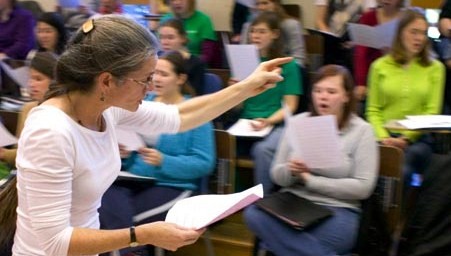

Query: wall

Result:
[284,0,316,30]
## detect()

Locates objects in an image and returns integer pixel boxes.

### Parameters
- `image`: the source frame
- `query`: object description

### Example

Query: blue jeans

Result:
[244,204,359,256]
[251,127,284,195]
[403,140,433,189]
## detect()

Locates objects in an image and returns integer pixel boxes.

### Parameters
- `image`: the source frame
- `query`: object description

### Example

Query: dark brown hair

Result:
[250,12,284,60]
[159,50,196,96]
[310,65,356,129]
[391,9,431,66]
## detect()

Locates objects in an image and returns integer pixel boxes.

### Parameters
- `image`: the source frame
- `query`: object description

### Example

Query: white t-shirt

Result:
[12,101,180,256]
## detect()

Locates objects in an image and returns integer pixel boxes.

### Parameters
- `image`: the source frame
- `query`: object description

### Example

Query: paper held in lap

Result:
[165,184,263,229]
[285,115,343,169]
[397,115,451,129]
[227,118,274,137]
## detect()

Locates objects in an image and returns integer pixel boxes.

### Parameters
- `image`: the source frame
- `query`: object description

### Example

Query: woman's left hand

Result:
[139,147,163,166]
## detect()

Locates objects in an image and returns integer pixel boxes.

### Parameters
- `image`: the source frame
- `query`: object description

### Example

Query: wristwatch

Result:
[129,226,139,247]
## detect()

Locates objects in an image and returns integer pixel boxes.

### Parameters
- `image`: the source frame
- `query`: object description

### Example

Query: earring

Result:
[100,93,105,102]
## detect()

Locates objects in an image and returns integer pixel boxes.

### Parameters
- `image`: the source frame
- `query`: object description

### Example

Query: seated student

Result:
[0,51,57,256]
[160,0,220,67]
[240,0,307,68]
[33,12,68,56]
[99,51,215,256]
[158,18,206,95]
[231,12,302,195]
[244,64,378,256]
[366,9,445,190]
[0,52,58,168]
[0,0,35,60]
[315,0,376,71]
[353,0,403,114]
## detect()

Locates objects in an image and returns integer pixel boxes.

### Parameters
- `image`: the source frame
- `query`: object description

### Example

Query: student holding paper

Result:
[8,15,290,256]
[240,0,307,68]
[353,0,403,105]
[315,0,376,71]
[99,51,215,255]
[244,64,378,256]
[232,12,301,195]
[366,9,445,190]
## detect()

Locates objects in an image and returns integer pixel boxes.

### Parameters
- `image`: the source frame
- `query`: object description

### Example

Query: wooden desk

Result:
[0,109,18,135]
[385,120,451,154]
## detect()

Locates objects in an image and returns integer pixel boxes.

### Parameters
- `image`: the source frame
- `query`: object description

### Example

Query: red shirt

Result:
[353,10,383,86]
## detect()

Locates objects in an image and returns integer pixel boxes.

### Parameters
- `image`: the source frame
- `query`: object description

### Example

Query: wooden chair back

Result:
[378,144,404,234]
[214,129,236,194]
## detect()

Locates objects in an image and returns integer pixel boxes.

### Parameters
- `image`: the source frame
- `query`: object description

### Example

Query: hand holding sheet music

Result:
[285,115,343,169]
[165,184,263,229]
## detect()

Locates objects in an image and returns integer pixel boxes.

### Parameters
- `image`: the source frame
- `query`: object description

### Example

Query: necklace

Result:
[66,94,104,131]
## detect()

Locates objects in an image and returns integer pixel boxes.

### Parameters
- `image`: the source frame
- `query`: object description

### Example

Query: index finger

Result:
[260,57,293,71]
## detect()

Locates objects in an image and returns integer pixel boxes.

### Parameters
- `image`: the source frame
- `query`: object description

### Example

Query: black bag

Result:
[398,154,451,256]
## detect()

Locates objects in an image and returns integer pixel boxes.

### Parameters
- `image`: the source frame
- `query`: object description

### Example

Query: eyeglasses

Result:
[125,74,154,88]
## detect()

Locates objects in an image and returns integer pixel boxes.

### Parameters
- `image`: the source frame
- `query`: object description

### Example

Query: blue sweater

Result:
[122,94,215,191]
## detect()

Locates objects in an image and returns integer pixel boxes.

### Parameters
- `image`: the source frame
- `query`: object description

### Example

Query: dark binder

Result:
[255,191,333,230]
[113,171,156,187]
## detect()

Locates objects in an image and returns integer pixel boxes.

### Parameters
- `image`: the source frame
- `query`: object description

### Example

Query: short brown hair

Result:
[310,65,356,129]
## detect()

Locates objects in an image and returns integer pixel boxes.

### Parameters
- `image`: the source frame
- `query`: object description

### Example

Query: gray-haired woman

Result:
[10,15,290,256]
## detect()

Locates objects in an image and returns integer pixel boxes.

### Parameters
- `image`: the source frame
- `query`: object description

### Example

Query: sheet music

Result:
[397,115,451,129]
[225,44,260,81]
[165,184,263,229]
[227,119,274,137]
[115,128,145,151]
[0,60,29,88]
[0,122,17,147]
[196,0,234,31]
[348,19,399,49]
[117,171,155,181]
[285,115,343,169]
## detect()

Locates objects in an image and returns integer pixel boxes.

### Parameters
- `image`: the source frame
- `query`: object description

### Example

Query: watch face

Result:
[130,242,139,247]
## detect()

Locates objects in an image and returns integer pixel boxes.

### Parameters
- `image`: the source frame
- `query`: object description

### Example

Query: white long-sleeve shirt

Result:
[13,101,180,256]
